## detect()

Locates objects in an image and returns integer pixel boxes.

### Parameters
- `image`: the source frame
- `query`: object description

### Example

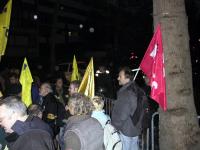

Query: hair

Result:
[41,82,53,93]
[92,96,104,111]
[68,93,94,115]
[9,72,19,79]
[119,66,133,80]
[27,104,43,117]
[70,80,80,89]
[0,96,27,117]
[54,76,63,82]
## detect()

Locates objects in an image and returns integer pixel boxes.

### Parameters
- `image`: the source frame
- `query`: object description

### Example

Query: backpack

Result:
[103,120,122,150]
[128,82,150,130]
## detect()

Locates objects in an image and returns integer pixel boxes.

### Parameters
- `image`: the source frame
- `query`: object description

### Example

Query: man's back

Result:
[9,129,55,150]
[6,116,55,150]
[63,115,104,150]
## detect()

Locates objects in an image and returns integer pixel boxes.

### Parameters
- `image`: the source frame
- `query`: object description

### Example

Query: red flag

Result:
[140,24,167,111]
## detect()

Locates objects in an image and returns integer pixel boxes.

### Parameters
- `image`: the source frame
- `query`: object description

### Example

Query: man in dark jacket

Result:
[112,67,141,150]
[53,77,69,106]
[40,82,67,136]
[5,73,22,97]
[0,96,55,150]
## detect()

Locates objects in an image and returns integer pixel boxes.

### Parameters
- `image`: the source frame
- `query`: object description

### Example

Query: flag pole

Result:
[133,68,140,81]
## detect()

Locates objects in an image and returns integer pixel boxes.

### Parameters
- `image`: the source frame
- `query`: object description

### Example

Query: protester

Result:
[40,82,66,136]
[59,93,104,150]
[112,67,141,150]
[5,73,21,97]
[68,80,80,96]
[0,93,6,150]
[31,76,41,105]
[91,96,110,128]
[27,104,43,119]
[53,77,68,106]
[0,96,55,150]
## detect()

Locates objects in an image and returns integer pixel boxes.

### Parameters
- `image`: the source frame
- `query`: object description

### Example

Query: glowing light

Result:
[79,24,83,29]
[89,27,94,33]
[33,14,38,20]
[68,31,71,36]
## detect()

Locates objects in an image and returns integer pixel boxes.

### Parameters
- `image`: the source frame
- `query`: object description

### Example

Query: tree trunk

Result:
[153,0,200,149]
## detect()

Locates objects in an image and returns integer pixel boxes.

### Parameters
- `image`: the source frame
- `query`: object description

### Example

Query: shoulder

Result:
[12,129,54,150]
[64,131,81,150]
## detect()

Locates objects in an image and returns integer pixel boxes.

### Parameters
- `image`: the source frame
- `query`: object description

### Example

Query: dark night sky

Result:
[0,0,199,75]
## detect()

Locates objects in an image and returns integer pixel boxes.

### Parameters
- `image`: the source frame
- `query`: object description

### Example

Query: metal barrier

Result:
[151,112,159,150]
[102,96,114,116]
[141,128,150,150]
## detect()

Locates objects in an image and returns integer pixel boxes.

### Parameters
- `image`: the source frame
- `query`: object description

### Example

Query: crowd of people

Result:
[0,66,151,150]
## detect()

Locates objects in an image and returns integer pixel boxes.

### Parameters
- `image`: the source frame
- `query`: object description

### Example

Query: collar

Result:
[92,110,105,114]
[119,81,134,92]
[11,115,33,136]
[67,115,90,123]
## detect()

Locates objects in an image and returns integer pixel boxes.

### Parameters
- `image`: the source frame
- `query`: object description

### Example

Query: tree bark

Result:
[153,0,200,149]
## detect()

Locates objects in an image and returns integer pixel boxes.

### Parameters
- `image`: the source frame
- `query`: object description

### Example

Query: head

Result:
[118,67,132,86]
[9,73,19,84]
[68,80,80,96]
[10,68,20,75]
[66,93,94,116]
[55,77,63,89]
[92,96,104,111]
[64,72,71,81]
[99,66,106,73]
[32,76,41,87]
[0,96,27,133]
[39,83,53,97]
[27,104,43,119]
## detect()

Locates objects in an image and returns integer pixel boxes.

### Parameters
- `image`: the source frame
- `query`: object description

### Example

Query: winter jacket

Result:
[112,81,140,137]
[42,93,67,135]
[5,115,55,150]
[59,115,104,150]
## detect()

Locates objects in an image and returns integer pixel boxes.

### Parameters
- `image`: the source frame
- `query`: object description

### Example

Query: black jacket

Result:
[53,86,69,106]
[42,93,67,135]
[112,81,140,137]
[42,93,66,122]
[6,116,55,150]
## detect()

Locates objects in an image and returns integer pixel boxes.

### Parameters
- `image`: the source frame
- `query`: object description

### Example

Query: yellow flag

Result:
[19,58,33,107]
[0,91,3,97]
[0,0,12,56]
[71,55,80,81]
[78,58,95,98]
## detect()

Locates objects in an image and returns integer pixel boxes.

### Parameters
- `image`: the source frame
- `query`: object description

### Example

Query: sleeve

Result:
[112,90,137,129]
[45,98,58,121]
[64,131,81,150]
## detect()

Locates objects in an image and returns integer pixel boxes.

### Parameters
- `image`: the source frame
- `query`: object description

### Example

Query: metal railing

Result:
[151,112,159,150]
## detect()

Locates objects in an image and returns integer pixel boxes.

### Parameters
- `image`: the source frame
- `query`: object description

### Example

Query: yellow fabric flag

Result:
[0,0,12,56]
[19,58,33,107]
[78,58,95,98]
[0,91,3,97]
[71,55,80,81]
